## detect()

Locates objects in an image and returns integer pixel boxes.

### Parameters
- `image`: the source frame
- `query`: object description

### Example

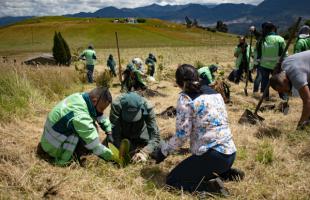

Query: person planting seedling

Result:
[107,91,161,163]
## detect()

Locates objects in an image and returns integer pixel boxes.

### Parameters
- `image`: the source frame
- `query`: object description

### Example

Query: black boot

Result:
[220,168,245,181]
[205,177,229,197]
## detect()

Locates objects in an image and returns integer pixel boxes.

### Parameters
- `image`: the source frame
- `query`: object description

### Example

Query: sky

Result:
[0,0,264,18]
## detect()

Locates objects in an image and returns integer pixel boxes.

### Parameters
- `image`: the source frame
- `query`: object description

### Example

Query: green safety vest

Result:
[294,37,310,53]
[40,93,112,166]
[80,49,96,66]
[234,45,252,70]
[258,34,286,70]
[198,66,214,85]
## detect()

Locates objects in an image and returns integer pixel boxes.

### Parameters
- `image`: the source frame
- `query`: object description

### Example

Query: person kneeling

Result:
[37,87,114,166]
[108,91,161,163]
[155,64,244,196]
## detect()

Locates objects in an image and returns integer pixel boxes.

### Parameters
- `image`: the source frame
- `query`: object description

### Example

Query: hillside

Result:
[0,16,236,54]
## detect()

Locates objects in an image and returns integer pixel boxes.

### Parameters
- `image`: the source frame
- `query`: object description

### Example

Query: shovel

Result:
[244,26,255,96]
[239,17,302,125]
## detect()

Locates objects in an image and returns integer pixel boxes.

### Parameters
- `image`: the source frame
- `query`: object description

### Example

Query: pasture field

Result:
[0,46,309,200]
[0,16,236,54]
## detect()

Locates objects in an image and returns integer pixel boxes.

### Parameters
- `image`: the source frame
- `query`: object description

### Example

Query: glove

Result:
[132,150,148,163]
[153,148,167,164]
[101,146,114,161]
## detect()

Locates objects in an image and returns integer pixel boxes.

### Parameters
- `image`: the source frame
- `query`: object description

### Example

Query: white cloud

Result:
[0,0,263,17]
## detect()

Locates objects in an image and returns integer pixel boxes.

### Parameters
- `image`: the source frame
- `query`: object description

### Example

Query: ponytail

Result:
[176,64,201,95]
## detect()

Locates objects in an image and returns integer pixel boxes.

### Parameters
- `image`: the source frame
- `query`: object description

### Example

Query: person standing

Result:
[294,25,310,53]
[145,53,157,77]
[80,45,97,83]
[253,22,286,100]
[234,36,253,84]
[107,54,117,77]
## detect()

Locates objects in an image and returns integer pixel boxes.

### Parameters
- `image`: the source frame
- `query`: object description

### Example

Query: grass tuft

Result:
[255,141,274,165]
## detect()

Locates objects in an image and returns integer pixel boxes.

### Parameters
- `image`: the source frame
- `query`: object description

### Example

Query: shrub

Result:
[52,32,71,65]
[255,141,274,165]
[137,18,146,23]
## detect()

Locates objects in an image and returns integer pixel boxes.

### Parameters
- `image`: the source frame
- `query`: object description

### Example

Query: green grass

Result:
[0,16,236,53]
[0,64,83,122]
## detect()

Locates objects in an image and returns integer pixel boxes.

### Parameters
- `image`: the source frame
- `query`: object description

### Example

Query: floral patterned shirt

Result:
[162,91,236,156]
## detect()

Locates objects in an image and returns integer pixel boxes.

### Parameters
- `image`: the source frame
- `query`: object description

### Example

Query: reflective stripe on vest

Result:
[63,143,75,152]
[44,120,67,142]
[85,138,100,150]
[261,56,279,62]
[67,135,79,145]
[93,144,106,156]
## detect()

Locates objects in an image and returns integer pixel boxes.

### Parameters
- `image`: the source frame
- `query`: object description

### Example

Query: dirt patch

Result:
[141,88,167,98]
[157,106,176,119]
[255,126,282,139]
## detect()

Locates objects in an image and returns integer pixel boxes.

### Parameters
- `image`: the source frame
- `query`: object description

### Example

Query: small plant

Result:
[156,55,164,81]
[255,141,274,165]
[96,70,113,88]
[194,60,205,69]
[108,139,130,168]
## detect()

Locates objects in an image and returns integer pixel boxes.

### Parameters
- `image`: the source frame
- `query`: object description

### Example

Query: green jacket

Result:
[257,33,286,70]
[121,69,146,92]
[198,66,214,85]
[109,93,160,154]
[294,37,310,53]
[40,93,112,165]
[80,49,96,66]
[234,44,252,70]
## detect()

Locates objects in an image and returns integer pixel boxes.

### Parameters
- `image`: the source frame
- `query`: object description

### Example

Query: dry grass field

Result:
[0,46,310,200]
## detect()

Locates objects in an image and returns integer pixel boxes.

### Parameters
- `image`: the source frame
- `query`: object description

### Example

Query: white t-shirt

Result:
[282,50,310,90]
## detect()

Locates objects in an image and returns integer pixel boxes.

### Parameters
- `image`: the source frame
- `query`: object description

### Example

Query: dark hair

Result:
[175,64,201,94]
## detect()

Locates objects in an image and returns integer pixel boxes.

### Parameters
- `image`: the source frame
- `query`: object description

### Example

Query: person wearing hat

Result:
[121,63,147,92]
[108,92,161,163]
[234,36,253,84]
[198,64,218,85]
[132,57,145,73]
[107,54,117,77]
[145,53,157,77]
[79,45,97,83]
[253,22,287,100]
[294,25,310,53]
[37,87,114,166]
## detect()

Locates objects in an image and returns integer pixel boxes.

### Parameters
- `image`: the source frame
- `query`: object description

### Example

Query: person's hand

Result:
[153,148,167,164]
[132,150,148,163]
[102,146,114,161]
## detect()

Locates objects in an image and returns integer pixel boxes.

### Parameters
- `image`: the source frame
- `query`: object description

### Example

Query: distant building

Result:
[24,54,56,66]
[127,18,137,24]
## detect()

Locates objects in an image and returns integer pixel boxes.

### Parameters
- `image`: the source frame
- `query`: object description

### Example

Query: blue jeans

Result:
[86,65,94,83]
[166,149,236,192]
[260,67,273,98]
[253,66,262,93]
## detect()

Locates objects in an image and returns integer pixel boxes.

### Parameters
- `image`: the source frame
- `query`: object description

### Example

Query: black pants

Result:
[149,65,155,77]
[166,149,236,192]
[86,65,94,83]
[235,63,253,83]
